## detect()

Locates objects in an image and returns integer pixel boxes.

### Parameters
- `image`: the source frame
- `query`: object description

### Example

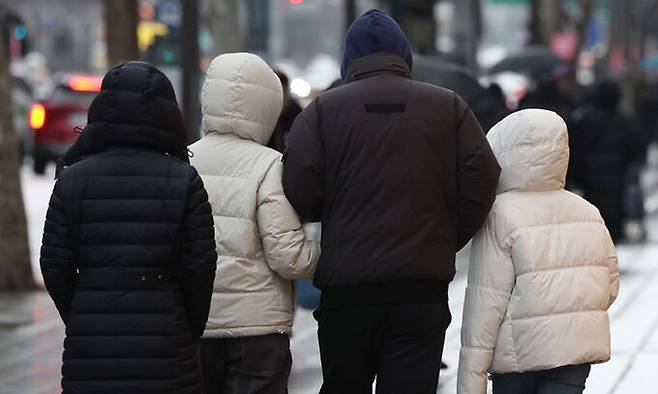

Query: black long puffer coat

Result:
[569,81,643,241]
[40,62,217,394]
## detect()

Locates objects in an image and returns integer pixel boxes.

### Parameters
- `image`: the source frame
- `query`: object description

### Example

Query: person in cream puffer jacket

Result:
[190,52,320,394]
[458,109,619,394]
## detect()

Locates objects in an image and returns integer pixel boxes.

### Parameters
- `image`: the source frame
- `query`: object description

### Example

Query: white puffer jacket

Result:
[190,53,320,338]
[458,109,619,394]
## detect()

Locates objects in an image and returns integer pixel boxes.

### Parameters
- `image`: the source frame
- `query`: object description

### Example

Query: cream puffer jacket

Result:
[458,109,619,394]
[190,53,320,338]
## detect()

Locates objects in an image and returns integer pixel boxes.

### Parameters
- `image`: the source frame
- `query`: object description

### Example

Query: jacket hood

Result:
[593,80,620,110]
[201,53,283,145]
[60,61,188,172]
[487,109,569,194]
[341,9,413,80]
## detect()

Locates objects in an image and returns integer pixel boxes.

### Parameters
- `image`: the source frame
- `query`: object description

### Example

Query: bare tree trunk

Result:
[391,0,437,55]
[465,0,482,74]
[528,0,562,46]
[571,0,593,73]
[0,7,35,291]
[639,2,658,61]
[345,0,357,32]
[619,0,639,117]
[182,0,201,143]
[528,0,543,45]
[104,0,139,67]
[202,0,243,57]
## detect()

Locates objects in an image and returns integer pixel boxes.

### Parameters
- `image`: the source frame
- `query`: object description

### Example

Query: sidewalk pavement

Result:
[287,243,658,394]
[1,146,657,394]
[4,243,656,394]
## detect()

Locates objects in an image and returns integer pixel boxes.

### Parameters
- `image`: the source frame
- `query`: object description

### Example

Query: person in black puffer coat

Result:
[569,80,644,241]
[40,61,217,394]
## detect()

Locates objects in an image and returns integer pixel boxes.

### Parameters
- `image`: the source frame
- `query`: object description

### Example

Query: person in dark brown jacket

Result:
[282,9,500,394]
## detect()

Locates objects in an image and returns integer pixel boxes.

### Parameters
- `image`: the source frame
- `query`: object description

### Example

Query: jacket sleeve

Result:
[258,158,321,280]
[604,228,620,307]
[179,169,217,337]
[282,99,324,223]
[456,95,501,250]
[458,215,515,394]
[40,180,77,324]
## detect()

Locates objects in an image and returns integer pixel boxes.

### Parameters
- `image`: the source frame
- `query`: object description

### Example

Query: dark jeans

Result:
[492,364,592,394]
[315,302,451,394]
[199,334,292,394]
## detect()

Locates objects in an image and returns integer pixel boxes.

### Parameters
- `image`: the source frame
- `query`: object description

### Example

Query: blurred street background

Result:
[2,0,658,393]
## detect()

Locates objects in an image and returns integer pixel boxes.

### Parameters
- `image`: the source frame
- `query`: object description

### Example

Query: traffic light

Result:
[14,25,27,41]
[2,12,29,58]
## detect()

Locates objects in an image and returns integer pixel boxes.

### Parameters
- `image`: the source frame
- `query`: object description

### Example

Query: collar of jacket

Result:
[57,121,189,178]
[344,53,411,83]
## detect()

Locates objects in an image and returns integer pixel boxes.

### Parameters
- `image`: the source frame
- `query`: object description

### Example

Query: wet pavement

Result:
[0,292,62,394]
[2,146,658,394]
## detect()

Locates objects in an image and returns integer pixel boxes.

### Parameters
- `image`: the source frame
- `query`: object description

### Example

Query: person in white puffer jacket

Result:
[458,109,619,394]
[190,52,320,394]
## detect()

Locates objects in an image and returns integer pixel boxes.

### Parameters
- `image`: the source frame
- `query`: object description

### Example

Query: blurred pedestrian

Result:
[518,67,578,121]
[569,80,644,241]
[458,109,619,394]
[190,52,320,394]
[480,82,510,132]
[267,69,303,153]
[40,62,217,394]
[636,79,658,148]
[283,9,500,394]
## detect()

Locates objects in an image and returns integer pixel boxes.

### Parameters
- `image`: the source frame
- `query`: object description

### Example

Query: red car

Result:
[29,74,102,174]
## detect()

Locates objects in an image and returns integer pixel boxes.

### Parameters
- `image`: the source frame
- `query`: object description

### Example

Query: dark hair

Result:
[273,69,289,89]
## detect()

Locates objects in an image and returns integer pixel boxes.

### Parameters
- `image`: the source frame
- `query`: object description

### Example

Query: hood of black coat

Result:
[340,9,413,80]
[60,62,188,171]
[593,80,621,111]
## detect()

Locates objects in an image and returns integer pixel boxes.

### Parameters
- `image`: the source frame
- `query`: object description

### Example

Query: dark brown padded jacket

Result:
[283,53,500,307]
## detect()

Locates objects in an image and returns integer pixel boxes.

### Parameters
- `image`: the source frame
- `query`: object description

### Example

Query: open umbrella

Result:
[488,47,568,77]
[411,55,508,132]
[412,55,485,102]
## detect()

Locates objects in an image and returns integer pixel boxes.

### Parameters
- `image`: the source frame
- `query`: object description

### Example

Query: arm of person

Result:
[458,215,515,394]
[258,159,320,280]
[178,169,217,337]
[456,94,501,250]
[40,181,77,324]
[604,227,620,307]
[282,99,324,223]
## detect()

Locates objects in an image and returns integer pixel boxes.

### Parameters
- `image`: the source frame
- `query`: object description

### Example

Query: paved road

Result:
[2,146,657,394]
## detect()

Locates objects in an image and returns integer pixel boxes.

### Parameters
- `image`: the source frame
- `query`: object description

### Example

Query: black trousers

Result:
[315,302,451,394]
[199,334,292,394]
[492,364,591,394]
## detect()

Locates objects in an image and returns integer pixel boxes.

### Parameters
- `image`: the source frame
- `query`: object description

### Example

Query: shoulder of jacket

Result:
[493,190,607,237]
[561,190,606,224]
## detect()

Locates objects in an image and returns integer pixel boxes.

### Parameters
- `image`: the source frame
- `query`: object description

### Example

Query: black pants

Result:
[492,364,591,394]
[199,334,292,394]
[315,302,451,394]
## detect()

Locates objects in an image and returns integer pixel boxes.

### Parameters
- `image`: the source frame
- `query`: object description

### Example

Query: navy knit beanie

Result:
[340,9,413,79]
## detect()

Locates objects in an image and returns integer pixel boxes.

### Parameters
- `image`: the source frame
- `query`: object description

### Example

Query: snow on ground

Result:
[21,164,57,287]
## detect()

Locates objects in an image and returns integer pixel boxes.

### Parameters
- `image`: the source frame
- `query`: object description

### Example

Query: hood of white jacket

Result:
[201,52,283,145]
[487,109,569,194]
